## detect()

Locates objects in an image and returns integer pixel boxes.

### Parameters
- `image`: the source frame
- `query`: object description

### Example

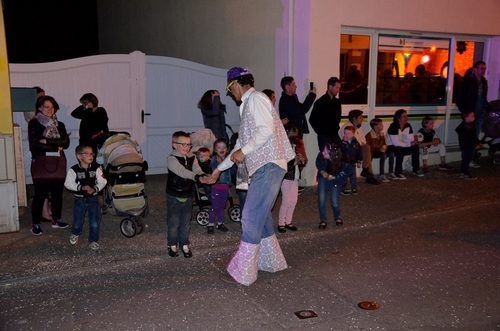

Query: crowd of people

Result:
[27,60,492,286]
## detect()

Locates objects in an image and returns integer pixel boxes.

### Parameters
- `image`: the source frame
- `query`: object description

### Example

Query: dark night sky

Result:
[3,0,99,63]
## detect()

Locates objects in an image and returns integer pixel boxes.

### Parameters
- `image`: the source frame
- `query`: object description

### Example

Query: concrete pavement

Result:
[1,156,499,330]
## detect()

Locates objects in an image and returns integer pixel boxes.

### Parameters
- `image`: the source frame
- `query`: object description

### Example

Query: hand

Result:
[476,144,484,150]
[230,149,246,163]
[320,170,329,179]
[356,162,362,168]
[212,90,220,97]
[209,169,221,183]
[199,176,213,185]
[39,139,47,144]
[281,118,290,125]
[310,87,317,94]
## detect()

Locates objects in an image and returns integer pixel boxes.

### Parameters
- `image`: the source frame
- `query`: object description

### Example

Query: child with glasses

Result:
[64,145,107,251]
[166,131,211,257]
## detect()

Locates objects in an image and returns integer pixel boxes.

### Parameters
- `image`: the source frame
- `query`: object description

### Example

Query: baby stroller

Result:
[99,132,149,238]
[481,100,500,165]
[193,182,241,226]
[190,126,241,226]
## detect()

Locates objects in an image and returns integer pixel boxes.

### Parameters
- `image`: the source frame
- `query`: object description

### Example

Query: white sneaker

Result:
[378,174,390,183]
[69,234,79,245]
[89,242,100,251]
[469,161,480,168]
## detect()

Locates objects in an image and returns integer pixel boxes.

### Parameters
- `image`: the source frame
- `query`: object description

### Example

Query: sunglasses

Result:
[226,80,237,93]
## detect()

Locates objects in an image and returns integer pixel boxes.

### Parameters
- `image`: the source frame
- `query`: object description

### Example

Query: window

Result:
[339,34,370,105]
[451,41,485,104]
[376,35,450,105]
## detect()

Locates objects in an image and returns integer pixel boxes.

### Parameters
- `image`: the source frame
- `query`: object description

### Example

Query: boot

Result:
[226,241,260,286]
[258,234,288,273]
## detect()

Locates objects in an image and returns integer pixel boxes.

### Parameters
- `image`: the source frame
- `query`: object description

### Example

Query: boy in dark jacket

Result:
[166,131,211,258]
[340,125,362,195]
[64,145,107,251]
[455,111,483,180]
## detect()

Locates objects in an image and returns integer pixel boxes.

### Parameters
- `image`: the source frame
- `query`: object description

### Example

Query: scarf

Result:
[36,112,60,139]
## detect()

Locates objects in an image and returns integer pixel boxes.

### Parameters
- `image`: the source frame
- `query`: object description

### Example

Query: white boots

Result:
[226,234,287,286]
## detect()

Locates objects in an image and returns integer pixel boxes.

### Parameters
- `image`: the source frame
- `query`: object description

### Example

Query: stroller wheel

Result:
[475,151,482,160]
[196,208,210,226]
[120,218,137,238]
[228,205,241,222]
[494,158,500,165]
[488,147,496,156]
[101,204,108,215]
[135,217,144,234]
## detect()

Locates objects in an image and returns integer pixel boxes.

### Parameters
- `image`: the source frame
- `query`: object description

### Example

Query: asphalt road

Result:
[1,159,500,330]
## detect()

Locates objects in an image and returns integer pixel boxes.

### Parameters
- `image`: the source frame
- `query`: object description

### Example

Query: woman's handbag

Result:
[31,156,67,183]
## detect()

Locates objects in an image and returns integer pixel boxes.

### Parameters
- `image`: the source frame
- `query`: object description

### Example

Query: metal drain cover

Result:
[294,310,318,319]
[358,301,380,310]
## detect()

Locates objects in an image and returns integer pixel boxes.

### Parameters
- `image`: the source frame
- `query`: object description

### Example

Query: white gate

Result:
[10,52,238,182]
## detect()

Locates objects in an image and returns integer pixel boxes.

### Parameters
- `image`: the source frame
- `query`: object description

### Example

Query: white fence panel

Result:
[9,52,238,181]
[144,56,239,174]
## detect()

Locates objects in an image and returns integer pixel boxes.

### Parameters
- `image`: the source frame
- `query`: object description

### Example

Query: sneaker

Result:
[340,189,351,196]
[386,173,397,180]
[378,174,390,183]
[182,245,193,258]
[298,186,305,193]
[351,189,358,195]
[52,219,69,229]
[89,242,100,251]
[207,225,215,234]
[394,173,406,180]
[412,171,424,177]
[469,161,480,168]
[216,224,229,232]
[69,234,79,245]
[439,163,453,171]
[30,224,43,236]
[462,173,477,180]
[423,166,430,175]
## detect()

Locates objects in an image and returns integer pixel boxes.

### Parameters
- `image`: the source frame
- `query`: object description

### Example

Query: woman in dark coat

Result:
[28,96,70,235]
[198,90,229,141]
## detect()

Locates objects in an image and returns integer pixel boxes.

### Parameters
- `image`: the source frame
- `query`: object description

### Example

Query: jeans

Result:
[460,148,474,174]
[240,162,286,244]
[342,164,357,190]
[236,189,247,212]
[72,196,100,243]
[318,176,342,222]
[475,110,484,137]
[372,150,395,174]
[166,194,192,247]
[389,145,420,175]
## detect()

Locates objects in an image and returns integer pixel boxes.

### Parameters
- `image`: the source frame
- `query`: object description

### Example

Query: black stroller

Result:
[481,100,500,165]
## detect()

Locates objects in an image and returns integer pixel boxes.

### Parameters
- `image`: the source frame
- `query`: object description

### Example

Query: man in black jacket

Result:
[457,60,489,137]
[279,76,316,139]
[309,77,342,152]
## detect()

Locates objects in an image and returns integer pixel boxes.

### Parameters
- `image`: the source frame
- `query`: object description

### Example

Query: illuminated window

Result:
[339,34,370,105]
[376,35,450,105]
[451,41,484,104]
